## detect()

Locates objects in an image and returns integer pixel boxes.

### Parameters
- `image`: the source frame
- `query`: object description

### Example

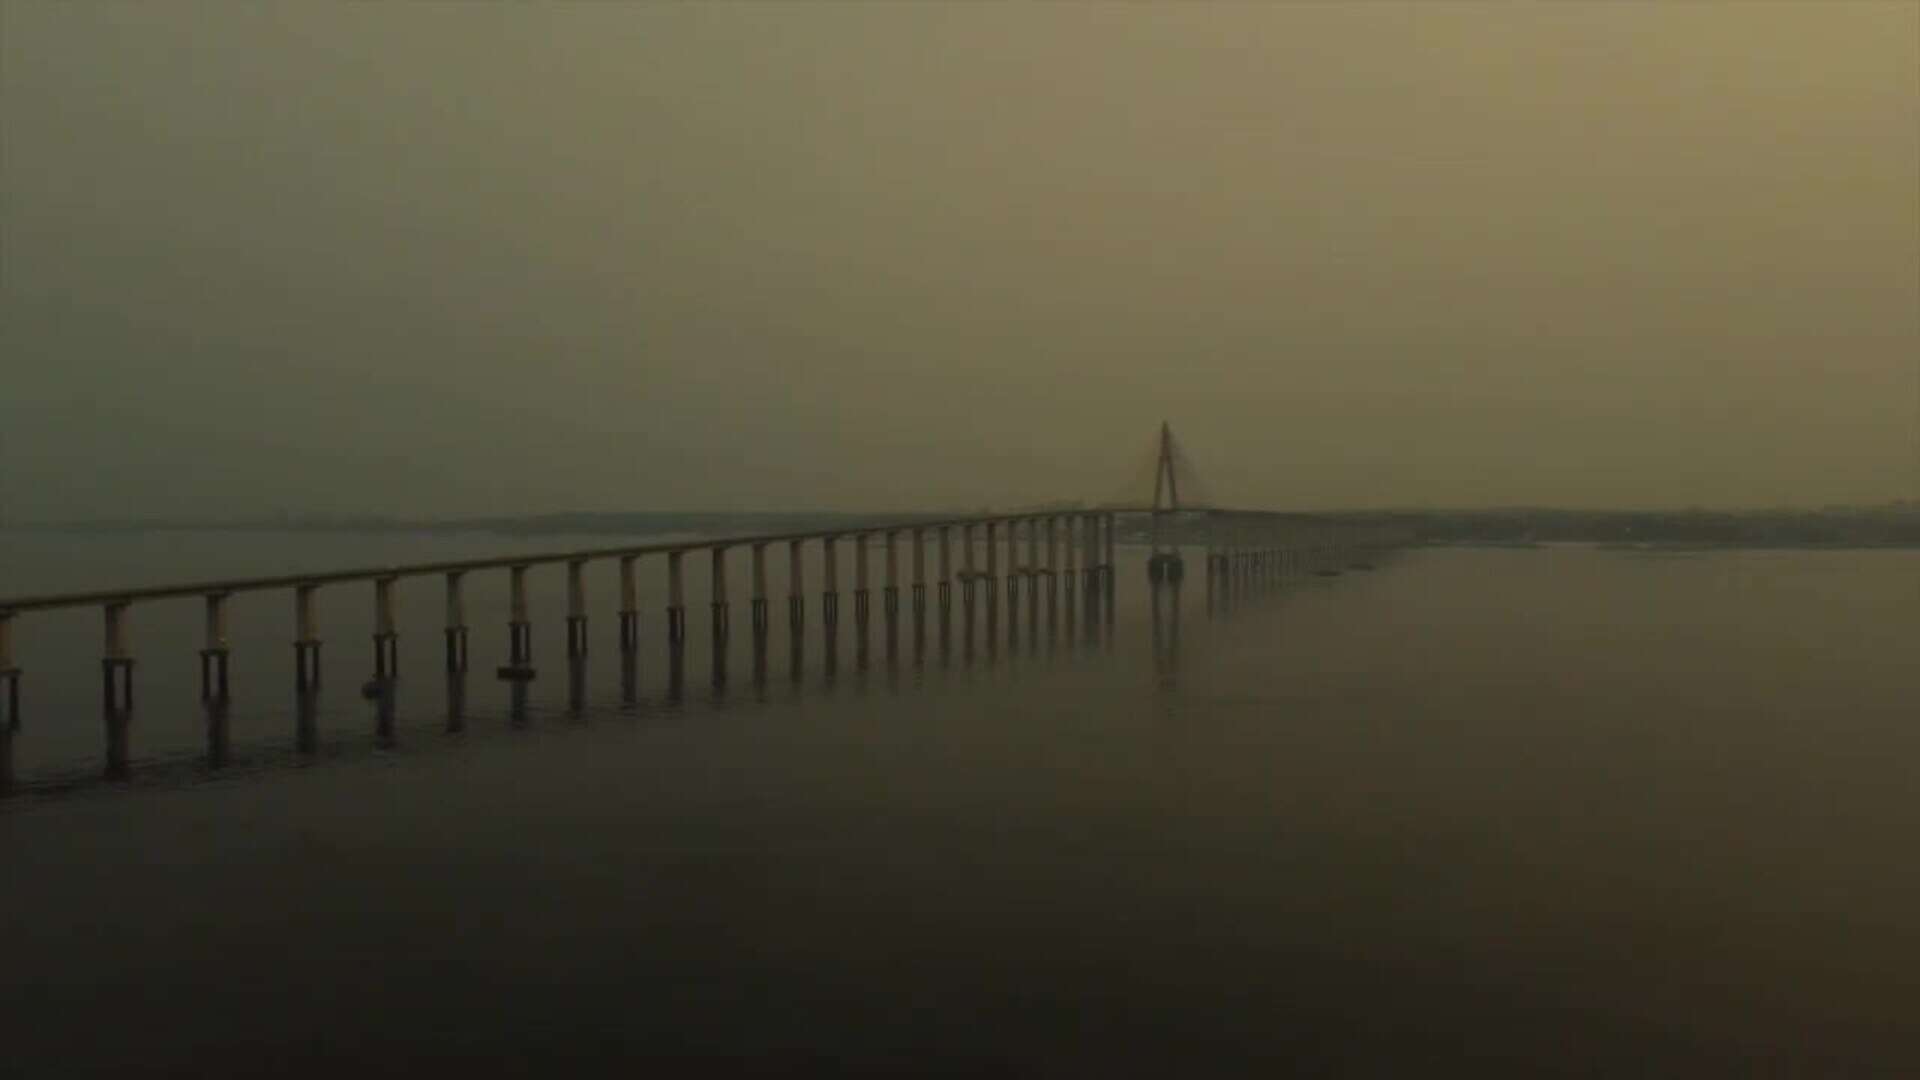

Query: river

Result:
[3,536,1916,1074]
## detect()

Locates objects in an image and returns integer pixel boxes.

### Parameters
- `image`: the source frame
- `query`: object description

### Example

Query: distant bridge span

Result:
[0,424,1411,792]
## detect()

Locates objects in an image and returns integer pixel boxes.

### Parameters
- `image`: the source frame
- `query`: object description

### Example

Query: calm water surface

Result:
[4,537,1917,1075]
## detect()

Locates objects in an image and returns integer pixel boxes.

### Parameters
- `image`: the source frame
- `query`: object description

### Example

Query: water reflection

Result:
[619,649,638,708]
[203,695,231,769]
[568,655,588,717]
[508,678,531,727]
[710,601,730,688]
[667,627,686,703]
[446,670,467,732]
[371,677,396,748]
[295,689,319,753]
[1149,579,1182,686]
[752,597,770,686]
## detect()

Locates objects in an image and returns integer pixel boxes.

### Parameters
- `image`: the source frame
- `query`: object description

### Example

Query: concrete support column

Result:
[372,576,399,680]
[853,534,871,669]
[1045,516,1060,616]
[0,612,15,795]
[883,530,900,661]
[1026,515,1041,598]
[710,547,731,686]
[566,559,589,659]
[504,564,535,679]
[666,551,688,695]
[101,600,133,779]
[294,584,322,695]
[1026,518,1043,644]
[443,571,471,726]
[200,592,232,702]
[985,520,1001,651]
[617,556,640,655]
[750,543,770,681]
[822,536,840,653]
[665,553,687,643]
[1062,516,1079,636]
[937,526,953,654]
[1010,516,1026,600]
[369,576,400,743]
[197,591,232,767]
[910,528,927,653]
[788,540,807,681]
[445,572,470,673]
[960,523,978,655]
[1005,519,1023,647]
[1104,512,1118,582]
[1104,513,1118,637]
[1080,513,1100,637]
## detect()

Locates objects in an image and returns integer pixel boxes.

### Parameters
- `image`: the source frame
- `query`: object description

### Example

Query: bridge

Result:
[0,425,1411,793]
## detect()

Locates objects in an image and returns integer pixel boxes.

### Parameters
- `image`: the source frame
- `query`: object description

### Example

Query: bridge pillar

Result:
[711,547,730,687]
[446,571,471,674]
[294,583,322,697]
[200,592,231,767]
[444,574,469,729]
[372,575,399,684]
[1004,519,1020,649]
[101,600,134,779]
[789,540,806,682]
[937,525,953,660]
[961,524,978,658]
[199,591,232,703]
[293,584,321,753]
[751,543,770,683]
[821,537,840,675]
[566,559,589,660]
[617,556,640,654]
[1080,512,1100,640]
[883,530,900,665]
[1045,515,1060,641]
[852,534,871,671]
[501,565,536,682]
[984,521,1000,657]
[615,556,638,704]
[1062,515,1078,638]
[369,576,400,744]
[910,528,927,660]
[0,612,17,796]
[1026,516,1041,648]
[666,552,688,697]
[1104,512,1118,640]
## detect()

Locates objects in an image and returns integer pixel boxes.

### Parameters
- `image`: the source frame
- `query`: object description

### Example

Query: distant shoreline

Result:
[7,506,1917,552]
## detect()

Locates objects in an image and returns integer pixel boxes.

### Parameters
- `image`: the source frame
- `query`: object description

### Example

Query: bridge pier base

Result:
[502,621,534,679]
[0,663,17,797]
[853,588,870,670]
[198,646,230,704]
[711,601,730,687]
[751,597,769,681]
[445,626,470,673]
[910,583,926,659]
[373,632,398,682]
[822,590,840,678]
[566,653,588,717]
[788,594,805,682]
[101,655,134,780]
[665,605,687,698]
[883,586,900,664]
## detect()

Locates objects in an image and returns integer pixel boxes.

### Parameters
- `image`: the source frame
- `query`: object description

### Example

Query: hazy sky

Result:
[3,2,1915,517]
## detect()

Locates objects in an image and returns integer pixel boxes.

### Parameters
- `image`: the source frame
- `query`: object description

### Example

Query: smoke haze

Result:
[3,2,1915,517]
